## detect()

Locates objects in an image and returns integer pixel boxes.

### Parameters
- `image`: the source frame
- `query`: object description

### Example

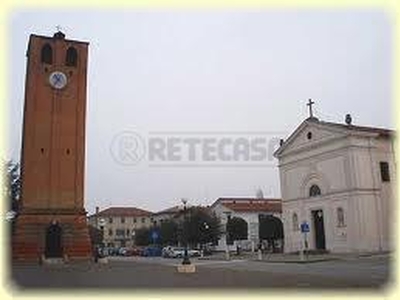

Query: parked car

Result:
[129,247,144,256]
[201,246,213,256]
[142,246,162,257]
[188,249,201,257]
[162,246,185,258]
[162,246,200,258]
[118,247,128,256]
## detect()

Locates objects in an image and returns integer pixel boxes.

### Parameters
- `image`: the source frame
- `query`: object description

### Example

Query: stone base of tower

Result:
[12,208,93,262]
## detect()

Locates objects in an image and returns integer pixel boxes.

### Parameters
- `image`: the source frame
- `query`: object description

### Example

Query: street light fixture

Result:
[181,198,191,265]
[201,222,209,257]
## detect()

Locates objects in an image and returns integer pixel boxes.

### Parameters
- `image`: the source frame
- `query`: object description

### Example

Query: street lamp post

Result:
[181,199,191,265]
[223,212,230,260]
[131,230,136,246]
[201,222,209,257]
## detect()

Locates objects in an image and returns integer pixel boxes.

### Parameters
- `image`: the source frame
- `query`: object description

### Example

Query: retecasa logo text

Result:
[110,131,286,167]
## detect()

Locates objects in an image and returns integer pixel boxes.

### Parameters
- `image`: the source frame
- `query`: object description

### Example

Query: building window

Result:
[307,132,312,140]
[141,218,146,223]
[309,185,321,197]
[108,229,113,236]
[121,217,125,224]
[292,213,299,231]
[133,218,137,223]
[65,46,78,67]
[41,43,53,64]
[337,207,345,227]
[108,217,113,224]
[126,229,130,236]
[380,162,390,182]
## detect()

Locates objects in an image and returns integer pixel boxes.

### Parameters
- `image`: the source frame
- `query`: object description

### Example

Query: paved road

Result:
[8,255,392,291]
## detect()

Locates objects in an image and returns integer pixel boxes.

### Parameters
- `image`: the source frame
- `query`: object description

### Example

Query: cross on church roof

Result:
[307,98,315,118]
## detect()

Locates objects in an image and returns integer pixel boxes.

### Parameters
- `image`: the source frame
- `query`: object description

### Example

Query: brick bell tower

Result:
[13,31,92,261]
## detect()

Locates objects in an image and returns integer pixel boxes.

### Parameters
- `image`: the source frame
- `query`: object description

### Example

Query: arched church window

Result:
[65,46,78,67]
[292,213,299,231]
[309,184,321,197]
[41,43,53,64]
[337,207,345,227]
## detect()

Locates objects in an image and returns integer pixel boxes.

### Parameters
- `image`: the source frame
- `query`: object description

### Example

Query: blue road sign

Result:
[301,222,310,233]
[151,230,159,241]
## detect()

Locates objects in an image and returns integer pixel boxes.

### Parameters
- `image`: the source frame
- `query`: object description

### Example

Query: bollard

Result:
[257,249,262,261]
[225,249,230,260]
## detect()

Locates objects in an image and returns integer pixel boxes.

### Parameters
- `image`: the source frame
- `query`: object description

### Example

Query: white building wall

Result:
[211,203,282,251]
[277,122,394,254]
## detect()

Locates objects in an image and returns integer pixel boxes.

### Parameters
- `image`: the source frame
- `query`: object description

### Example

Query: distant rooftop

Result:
[212,198,282,213]
[153,205,182,216]
[90,207,153,218]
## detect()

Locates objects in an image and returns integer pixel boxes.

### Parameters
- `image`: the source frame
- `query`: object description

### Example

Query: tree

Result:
[88,225,103,246]
[182,206,221,248]
[134,227,151,246]
[3,160,21,238]
[158,220,179,246]
[226,217,248,245]
[3,160,21,213]
[258,215,284,252]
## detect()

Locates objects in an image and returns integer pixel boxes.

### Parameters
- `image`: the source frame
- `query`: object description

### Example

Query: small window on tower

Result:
[65,47,78,67]
[41,44,53,64]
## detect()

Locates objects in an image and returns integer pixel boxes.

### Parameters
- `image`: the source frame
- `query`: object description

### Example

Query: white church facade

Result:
[274,112,395,254]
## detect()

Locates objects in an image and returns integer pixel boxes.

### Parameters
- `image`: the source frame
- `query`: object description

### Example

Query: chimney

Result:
[279,139,284,146]
[345,114,352,125]
[95,206,99,215]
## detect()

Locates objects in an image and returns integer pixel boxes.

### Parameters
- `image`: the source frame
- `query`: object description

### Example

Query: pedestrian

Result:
[94,245,99,263]
[257,242,263,260]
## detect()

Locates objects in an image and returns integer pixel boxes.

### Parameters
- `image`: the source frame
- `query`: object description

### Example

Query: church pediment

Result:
[274,118,349,157]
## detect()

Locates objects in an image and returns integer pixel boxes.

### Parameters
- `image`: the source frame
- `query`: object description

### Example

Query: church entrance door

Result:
[312,210,326,250]
[45,222,63,258]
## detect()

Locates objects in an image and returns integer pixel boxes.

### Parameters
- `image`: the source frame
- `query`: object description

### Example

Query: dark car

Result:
[125,247,143,256]
[141,246,162,257]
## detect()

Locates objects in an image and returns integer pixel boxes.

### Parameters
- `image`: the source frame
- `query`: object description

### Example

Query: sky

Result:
[8,9,393,214]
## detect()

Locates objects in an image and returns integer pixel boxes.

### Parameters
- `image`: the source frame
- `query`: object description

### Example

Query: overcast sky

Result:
[8,9,393,214]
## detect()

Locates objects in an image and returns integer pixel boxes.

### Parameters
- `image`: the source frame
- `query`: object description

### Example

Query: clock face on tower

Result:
[49,71,68,89]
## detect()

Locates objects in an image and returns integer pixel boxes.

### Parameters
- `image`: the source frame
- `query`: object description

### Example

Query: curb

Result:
[250,258,340,264]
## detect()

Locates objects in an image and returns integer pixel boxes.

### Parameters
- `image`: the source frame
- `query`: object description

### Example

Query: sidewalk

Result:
[198,250,392,263]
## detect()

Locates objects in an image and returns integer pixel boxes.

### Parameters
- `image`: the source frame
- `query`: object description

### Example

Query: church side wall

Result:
[372,138,395,251]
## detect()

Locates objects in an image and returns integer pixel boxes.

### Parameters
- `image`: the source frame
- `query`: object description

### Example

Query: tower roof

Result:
[53,30,66,39]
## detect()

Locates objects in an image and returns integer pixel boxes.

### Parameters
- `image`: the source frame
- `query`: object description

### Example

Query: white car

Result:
[162,246,200,258]
[162,246,185,258]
